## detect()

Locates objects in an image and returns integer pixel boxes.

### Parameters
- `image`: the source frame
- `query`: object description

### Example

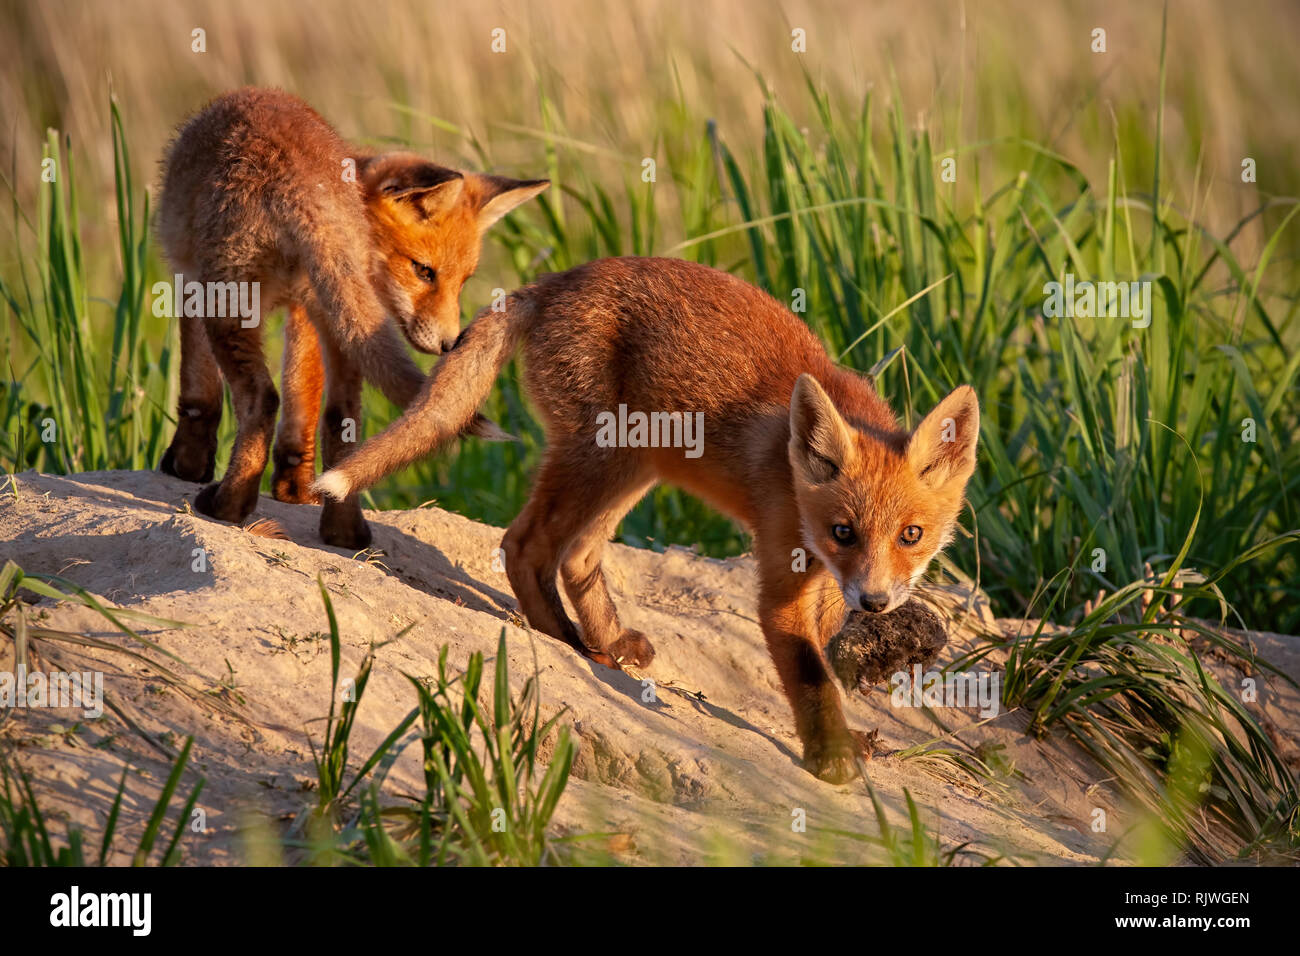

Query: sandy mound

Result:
[3,470,1294,864]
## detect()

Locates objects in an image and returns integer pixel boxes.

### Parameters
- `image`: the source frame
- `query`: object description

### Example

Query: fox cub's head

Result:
[788,374,979,615]
[359,154,548,354]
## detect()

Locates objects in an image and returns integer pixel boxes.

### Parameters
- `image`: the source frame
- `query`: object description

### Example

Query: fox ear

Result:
[788,374,854,484]
[472,175,550,231]
[908,385,980,489]
[363,156,465,218]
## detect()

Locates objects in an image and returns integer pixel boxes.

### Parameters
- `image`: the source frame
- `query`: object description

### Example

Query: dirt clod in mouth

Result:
[825,599,948,694]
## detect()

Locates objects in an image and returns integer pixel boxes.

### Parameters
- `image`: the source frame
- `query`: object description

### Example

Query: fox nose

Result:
[859,593,890,613]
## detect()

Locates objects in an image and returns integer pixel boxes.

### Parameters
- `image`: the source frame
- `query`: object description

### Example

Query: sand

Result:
[2,469,1296,864]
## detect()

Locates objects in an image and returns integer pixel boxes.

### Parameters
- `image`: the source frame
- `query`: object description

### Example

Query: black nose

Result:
[859,593,889,613]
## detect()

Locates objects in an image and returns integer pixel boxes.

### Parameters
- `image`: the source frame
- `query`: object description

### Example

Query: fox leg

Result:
[756,528,868,784]
[504,448,650,668]
[270,302,324,504]
[306,257,425,409]
[159,308,223,483]
[559,471,658,668]
[300,258,425,548]
[193,323,278,524]
[315,332,372,550]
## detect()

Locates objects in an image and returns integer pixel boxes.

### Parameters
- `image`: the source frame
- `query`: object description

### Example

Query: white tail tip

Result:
[312,470,352,502]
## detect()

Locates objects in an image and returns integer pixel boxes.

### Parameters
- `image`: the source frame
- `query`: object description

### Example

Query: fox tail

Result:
[312,293,535,502]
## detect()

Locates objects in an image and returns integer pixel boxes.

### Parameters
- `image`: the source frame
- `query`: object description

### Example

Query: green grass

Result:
[0,737,203,867]
[2,99,172,476]
[298,580,576,866]
[954,529,1300,861]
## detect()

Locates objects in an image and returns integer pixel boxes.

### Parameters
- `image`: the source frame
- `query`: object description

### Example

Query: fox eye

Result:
[899,525,923,546]
[831,524,856,545]
[412,261,438,285]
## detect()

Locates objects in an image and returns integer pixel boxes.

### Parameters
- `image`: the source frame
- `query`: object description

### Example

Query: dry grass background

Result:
[4,0,1299,263]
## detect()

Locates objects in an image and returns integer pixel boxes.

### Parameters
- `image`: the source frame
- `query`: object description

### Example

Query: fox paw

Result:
[804,728,879,784]
[271,449,320,504]
[580,630,656,670]
[160,442,216,485]
[607,629,656,668]
[194,481,257,525]
[320,505,372,551]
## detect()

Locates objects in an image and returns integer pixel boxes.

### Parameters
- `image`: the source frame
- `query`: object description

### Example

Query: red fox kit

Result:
[314,257,979,782]
[155,87,547,547]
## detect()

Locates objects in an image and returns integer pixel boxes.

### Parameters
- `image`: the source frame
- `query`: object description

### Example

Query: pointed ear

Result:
[362,155,464,218]
[788,374,855,484]
[472,175,550,231]
[907,385,980,489]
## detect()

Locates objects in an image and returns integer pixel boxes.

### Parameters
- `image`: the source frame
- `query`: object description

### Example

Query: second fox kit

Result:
[155,87,547,547]
[315,257,979,782]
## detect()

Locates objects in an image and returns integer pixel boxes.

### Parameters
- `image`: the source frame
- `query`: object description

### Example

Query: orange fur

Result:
[314,257,979,781]
[156,86,547,547]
